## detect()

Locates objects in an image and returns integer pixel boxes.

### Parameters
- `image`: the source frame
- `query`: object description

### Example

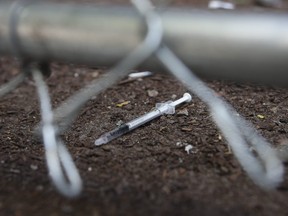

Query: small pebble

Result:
[208,0,235,9]
[92,71,99,78]
[177,108,189,116]
[147,90,159,97]
[176,141,186,147]
[185,145,194,154]
[102,145,113,151]
[116,120,124,126]
[171,94,177,99]
[181,127,193,132]
[30,164,38,170]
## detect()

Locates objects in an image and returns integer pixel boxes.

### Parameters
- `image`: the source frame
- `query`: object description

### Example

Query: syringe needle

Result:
[95,93,192,146]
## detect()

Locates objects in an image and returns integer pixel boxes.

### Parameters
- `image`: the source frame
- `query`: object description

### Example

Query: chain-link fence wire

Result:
[0,0,285,197]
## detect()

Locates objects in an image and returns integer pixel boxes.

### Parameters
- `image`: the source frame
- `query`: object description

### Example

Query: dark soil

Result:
[1,1,288,216]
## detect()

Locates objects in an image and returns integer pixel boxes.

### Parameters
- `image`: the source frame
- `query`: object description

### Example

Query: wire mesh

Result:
[0,0,285,197]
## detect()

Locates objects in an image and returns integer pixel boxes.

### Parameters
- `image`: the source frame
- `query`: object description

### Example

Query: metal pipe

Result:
[0,2,288,86]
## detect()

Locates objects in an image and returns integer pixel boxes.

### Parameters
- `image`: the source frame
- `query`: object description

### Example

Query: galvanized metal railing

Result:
[0,2,288,85]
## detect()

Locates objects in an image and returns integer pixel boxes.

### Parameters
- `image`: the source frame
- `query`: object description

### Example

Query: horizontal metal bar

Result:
[0,2,288,86]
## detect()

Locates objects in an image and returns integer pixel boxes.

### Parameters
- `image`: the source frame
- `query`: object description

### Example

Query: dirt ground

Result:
[1,0,288,216]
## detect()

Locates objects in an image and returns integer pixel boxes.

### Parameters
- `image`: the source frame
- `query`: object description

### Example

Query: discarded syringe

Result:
[95,93,192,146]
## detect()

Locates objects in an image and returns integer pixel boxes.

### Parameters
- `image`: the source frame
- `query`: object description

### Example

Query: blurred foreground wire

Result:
[133,0,283,190]
[0,0,286,196]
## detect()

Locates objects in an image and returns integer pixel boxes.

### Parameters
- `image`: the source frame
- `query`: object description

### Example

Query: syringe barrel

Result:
[95,93,192,146]
[104,124,130,143]
[127,108,163,130]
